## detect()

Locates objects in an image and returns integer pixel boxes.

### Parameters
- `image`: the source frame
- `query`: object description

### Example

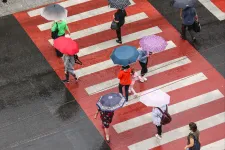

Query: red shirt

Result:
[118,68,132,85]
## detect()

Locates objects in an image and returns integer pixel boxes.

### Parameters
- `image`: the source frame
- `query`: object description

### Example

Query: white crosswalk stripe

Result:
[37,0,135,31]
[85,56,191,95]
[128,112,225,150]
[27,0,91,17]
[201,138,225,150]
[48,12,149,45]
[76,41,176,77]
[113,89,224,133]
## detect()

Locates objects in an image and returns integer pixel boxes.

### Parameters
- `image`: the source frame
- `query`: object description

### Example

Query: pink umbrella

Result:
[139,35,168,53]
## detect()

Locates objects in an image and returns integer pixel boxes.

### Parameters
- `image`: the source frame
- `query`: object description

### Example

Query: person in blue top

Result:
[180,6,198,41]
[138,48,152,82]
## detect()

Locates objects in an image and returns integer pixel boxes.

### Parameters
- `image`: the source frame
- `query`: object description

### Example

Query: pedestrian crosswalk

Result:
[14,0,225,149]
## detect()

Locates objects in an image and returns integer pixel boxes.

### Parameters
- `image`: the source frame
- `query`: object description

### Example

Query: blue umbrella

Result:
[171,0,197,8]
[97,93,126,112]
[110,45,139,66]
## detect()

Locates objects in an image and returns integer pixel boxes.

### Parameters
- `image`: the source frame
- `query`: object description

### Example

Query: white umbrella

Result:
[139,89,170,107]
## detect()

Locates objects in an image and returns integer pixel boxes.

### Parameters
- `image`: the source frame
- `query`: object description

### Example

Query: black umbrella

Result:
[108,0,131,9]
[41,4,68,21]
[171,0,197,9]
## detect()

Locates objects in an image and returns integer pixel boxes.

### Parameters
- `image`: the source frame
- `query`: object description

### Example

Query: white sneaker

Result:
[140,78,144,83]
[155,134,162,140]
[128,90,131,93]
[143,77,147,81]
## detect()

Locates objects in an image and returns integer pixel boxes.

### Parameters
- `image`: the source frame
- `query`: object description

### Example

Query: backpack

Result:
[189,133,201,150]
[182,7,196,25]
[51,23,59,39]
[157,105,172,125]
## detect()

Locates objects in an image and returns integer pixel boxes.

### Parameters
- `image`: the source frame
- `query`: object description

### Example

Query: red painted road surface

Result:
[14,0,225,149]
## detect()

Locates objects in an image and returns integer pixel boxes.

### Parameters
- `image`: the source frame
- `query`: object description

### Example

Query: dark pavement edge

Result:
[148,0,225,78]
[0,14,110,150]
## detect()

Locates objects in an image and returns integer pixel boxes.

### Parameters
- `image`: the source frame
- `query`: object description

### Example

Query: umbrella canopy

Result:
[140,89,170,107]
[139,35,168,53]
[171,0,197,9]
[97,93,126,112]
[110,45,139,66]
[41,4,67,21]
[53,37,79,55]
[108,0,131,9]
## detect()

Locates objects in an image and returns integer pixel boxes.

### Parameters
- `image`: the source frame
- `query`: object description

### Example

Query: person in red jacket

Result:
[118,65,132,101]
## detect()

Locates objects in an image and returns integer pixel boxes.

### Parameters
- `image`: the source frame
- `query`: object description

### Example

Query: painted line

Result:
[124,72,208,107]
[198,0,225,21]
[85,56,191,95]
[113,90,224,133]
[128,112,225,150]
[202,138,225,150]
[37,0,135,31]
[28,0,91,17]
[78,26,162,57]
[76,41,176,77]
[48,12,149,44]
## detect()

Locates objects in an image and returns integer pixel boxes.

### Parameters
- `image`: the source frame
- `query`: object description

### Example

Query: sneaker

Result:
[192,37,196,42]
[143,77,147,81]
[155,134,162,140]
[62,79,69,83]
[140,78,145,83]
[128,90,131,93]
[116,40,122,44]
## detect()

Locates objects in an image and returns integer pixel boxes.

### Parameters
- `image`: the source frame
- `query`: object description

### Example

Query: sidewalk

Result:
[0,0,61,17]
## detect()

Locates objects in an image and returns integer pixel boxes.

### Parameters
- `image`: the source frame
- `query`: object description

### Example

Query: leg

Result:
[70,70,78,81]
[62,71,69,83]
[104,127,110,142]
[181,24,187,39]
[55,49,63,57]
[156,125,162,136]
[125,85,129,101]
[118,84,123,96]
[116,27,122,43]
[188,25,196,41]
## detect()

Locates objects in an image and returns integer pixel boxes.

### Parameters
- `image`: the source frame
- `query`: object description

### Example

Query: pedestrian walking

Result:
[137,48,152,82]
[184,122,201,150]
[51,20,71,57]
[118,65,131,101]
[2,0,7,3]
[128,68,141,96]
[113,9,127,44]
[180,6,198,41]
[94,109,114,143]
[62,54,78,83]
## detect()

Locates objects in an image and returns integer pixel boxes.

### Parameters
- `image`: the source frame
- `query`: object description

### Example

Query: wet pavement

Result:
[0,15,110,150]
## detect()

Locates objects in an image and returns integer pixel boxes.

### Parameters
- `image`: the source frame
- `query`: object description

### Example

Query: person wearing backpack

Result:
[51,20,71,57]
[152,104,172,139]
[185,122,201,150]
[180,6,198,42]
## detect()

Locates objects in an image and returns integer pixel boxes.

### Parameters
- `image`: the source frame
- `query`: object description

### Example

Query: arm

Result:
[118,70,123,79]
[180,8,183,19]
[94,110,99,119]
[184,137,194,149]
[114,13,119,23]
[51,22,57,31]
[65,24,71,35]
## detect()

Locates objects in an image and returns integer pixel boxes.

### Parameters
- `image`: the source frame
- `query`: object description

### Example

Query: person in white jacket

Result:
[152,105,167,139]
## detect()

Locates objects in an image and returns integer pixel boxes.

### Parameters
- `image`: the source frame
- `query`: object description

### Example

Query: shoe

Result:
[116,40,122,44]
[143,77,147,81]
[181,35,187,40]
[192,37,196,42]
[62,79,69,83]
[140,78,145,83]
[155,134,162,140]
[106,135,110,143]
[128,90,131,93]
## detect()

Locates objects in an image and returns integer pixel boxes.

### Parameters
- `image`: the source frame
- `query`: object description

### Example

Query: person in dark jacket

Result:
[180,6,198,41]
[113,9,127,44]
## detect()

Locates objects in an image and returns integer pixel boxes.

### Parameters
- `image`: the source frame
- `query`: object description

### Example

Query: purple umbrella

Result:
[139,35,168,53]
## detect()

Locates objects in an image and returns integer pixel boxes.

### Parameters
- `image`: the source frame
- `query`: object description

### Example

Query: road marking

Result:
[85,56,191,95]
[78,26,162,57]
[37,0,135,31]
[128,112,225,150]
[48,12,149,45]
[113,90,224,133]
[76,41,176,77]
[202,138,225,150]
[199,0,225,21]
[28,0,91,17]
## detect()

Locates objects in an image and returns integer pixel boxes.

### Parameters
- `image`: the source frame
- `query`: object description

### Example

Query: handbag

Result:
[51,23,59,39]
[111,20,118,30]
[74,55,82,65]
[193,21,201,33]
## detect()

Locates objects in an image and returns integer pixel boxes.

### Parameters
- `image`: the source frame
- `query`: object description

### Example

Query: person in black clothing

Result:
[113,9,127,44]
[2,0,7,3]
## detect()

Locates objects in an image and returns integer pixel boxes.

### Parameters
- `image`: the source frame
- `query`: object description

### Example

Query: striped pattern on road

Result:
[202,138,225,150]
[113,89,224,133]
[85,56,191,95]
[76,41,176,77]
[128,112,225,150]
[48,12,149,45]
[37,0,135,31]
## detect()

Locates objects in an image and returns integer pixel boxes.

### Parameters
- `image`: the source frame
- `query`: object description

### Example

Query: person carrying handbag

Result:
[51,20,71,57]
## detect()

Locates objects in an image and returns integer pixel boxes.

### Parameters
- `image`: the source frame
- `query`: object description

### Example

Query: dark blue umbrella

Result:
[110,45,139,66]
[97,93,126,112]
[171,0,197,8]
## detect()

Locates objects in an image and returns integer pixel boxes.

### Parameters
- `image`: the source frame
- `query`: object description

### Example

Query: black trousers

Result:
[118,84,129,101]
[116,23,124,41]
[181,24,195,39]
[156,125,162,136]
[54,34,65,57]
[139,59,148,77]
